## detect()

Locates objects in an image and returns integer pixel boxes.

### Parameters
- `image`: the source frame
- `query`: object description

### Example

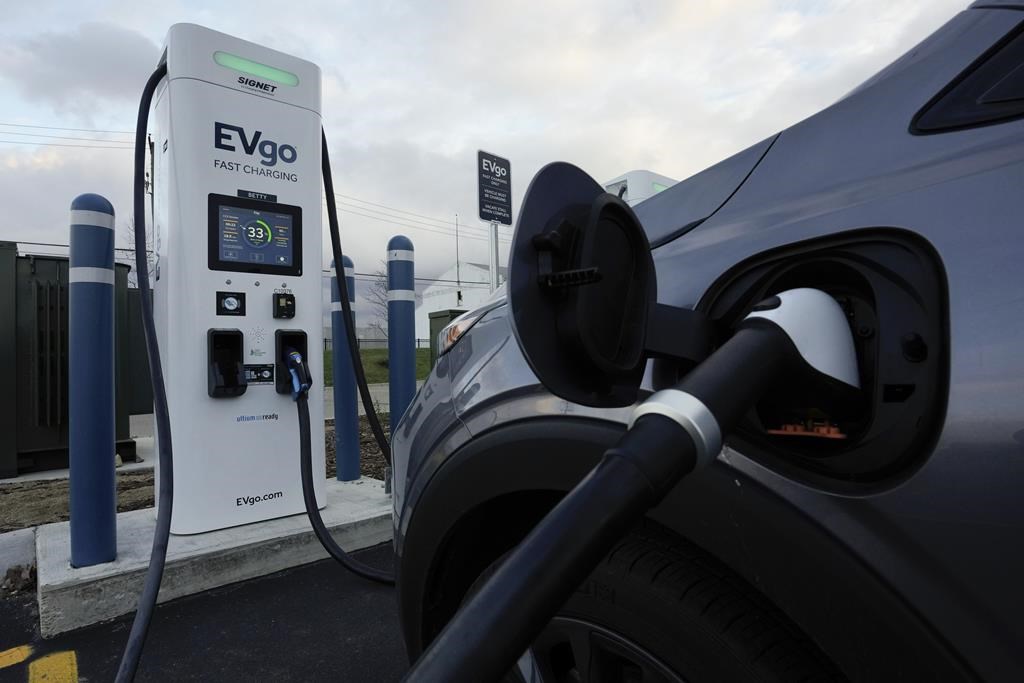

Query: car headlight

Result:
[438,308,488,357]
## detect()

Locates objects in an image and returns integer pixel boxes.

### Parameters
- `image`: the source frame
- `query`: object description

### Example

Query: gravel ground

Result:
[0,415,390,535]
[326,415,390,481]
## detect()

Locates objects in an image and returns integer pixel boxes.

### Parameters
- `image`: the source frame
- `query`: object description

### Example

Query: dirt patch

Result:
[0,415,391,535]
[2,564,36,597]
[325,416,390,481]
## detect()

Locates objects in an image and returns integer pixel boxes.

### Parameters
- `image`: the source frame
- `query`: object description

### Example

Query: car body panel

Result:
[632,134,777,246]
[970,0,1024,9]
[390,349,472,531]
[392,6,1024,680]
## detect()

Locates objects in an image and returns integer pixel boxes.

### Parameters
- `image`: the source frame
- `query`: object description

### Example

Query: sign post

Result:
[478,150,511,291]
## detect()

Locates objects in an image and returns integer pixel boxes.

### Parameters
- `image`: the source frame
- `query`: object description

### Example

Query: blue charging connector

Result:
[284,347,311,400]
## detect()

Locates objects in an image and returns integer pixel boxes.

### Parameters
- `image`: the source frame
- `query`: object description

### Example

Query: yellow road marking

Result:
[0,645,32,668]
[28,651,77,683]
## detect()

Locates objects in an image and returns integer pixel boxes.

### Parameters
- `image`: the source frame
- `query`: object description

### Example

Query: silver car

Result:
[393,3,1024,680]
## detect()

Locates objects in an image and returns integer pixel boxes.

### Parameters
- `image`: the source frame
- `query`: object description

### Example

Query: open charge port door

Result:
[208,329,248,398]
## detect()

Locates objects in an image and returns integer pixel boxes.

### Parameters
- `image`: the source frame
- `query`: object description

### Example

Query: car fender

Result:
[398,416,973,681]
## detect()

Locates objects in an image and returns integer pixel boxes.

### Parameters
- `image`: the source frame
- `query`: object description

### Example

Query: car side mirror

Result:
[508,162,710,407]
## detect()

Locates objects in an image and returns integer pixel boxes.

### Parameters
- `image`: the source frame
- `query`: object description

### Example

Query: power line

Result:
[0,124,510,234]
[323,202,490,242]
[338,207,504,243]
[12,241,493,285]
[336,202,492,239]
[1,122,515,243]
[320,268,489,285]
[334,193,515,240]
[0,139,132,150]
[335,192,470,230]
[325,199,511,242]
[352,277,489,289]
[0,122,134,134]
[335,197,492,237]
[0,130,134,143]
[13,240,153,254]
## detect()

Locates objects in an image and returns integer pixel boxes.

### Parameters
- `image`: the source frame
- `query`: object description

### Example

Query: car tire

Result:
[469,521,844,682]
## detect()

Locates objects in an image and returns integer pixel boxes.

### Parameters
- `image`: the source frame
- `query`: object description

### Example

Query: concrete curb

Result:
[35,477,391,637]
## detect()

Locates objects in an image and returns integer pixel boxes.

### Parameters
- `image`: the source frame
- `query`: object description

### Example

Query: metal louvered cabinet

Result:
[0,244,137,478]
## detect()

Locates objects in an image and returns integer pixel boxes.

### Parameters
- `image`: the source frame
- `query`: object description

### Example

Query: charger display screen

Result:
[219,205,293,266]
[208,194,302,276]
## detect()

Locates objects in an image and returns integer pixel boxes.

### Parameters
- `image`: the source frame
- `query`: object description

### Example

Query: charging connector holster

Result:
[208,329,248,398]
[275,330,309,395]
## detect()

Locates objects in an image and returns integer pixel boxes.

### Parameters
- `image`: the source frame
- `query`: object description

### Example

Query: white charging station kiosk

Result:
[152,24,326,534]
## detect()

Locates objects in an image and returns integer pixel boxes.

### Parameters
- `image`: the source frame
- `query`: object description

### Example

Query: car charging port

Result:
[751,261,875,456]
[678,230,948,490]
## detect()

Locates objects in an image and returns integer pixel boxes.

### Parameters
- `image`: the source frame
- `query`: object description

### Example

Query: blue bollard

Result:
[68,193,117,567]
[387,236,415,434]
[331,256,360,481]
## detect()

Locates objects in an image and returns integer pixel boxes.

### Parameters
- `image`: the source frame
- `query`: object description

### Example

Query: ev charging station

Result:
[117,22,866,682]
[151,24,325,534]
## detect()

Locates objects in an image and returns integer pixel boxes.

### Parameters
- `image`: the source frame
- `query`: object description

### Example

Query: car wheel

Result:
[466,522,844,682]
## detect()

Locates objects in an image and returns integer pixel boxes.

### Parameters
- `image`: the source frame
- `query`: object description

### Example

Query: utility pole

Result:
[455,212,462,305]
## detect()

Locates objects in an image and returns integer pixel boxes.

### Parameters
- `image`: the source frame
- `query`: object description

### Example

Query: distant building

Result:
[416,261,505,339]
[603,170,677,206]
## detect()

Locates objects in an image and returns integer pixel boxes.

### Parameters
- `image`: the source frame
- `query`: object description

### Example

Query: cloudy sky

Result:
[0,0,966,314]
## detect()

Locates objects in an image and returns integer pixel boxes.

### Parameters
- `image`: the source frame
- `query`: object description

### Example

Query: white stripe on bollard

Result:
[69,267,115,285]
[387,249,415,261]
[344,267,354,277]
[330,302,344,311]
[387,289,416,302]
[69,210,115,229]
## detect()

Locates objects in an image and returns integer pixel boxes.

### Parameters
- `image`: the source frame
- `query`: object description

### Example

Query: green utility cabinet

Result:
[429,309,467,366]
[0,242,139,478]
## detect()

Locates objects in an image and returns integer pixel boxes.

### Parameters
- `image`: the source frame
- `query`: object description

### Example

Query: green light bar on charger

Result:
[213,51,299,87]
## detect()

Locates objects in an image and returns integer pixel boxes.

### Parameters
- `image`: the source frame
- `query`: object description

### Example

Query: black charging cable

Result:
[321,130,392,466]
[115,60,170,683]
[286,350,395,585]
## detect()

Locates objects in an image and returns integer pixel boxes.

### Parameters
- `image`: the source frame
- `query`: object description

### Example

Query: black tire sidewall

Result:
[559,558,773,682]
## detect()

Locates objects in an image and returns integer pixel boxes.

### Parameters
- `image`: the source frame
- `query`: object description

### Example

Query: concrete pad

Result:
[36,477,391,637]
[0,527,36,574]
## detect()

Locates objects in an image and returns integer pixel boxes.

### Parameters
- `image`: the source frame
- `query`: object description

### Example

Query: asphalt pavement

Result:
[0,544,407,682]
